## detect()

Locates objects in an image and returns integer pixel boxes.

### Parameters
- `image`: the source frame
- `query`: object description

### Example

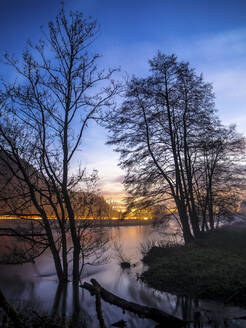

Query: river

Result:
[1,224,246,327]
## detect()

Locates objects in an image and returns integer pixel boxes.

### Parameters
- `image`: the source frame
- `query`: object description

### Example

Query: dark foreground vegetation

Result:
[0,288,80,328]
[0,314,76,328]
[142,225,246,307]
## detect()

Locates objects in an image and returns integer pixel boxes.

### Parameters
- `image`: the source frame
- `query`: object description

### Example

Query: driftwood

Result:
[81,279,186,327]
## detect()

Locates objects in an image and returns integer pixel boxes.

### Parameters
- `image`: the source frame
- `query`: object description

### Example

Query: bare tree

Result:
[0,7,118,284]
[104,52,245,243]
[195,124,246,230]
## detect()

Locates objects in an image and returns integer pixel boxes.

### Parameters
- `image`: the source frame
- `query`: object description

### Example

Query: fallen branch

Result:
[81,279,186,327]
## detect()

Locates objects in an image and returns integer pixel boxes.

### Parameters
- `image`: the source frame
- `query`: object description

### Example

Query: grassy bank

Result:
[141,224,246,307]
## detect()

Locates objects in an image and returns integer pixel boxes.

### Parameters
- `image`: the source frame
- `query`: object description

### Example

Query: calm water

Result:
[1,224,246,327]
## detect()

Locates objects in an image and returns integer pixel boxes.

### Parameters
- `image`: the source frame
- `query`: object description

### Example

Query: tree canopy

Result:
[105,52,245,243]
[0,7,118,283]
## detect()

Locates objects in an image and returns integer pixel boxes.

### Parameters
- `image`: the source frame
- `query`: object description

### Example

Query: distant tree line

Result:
[0,154,117,220]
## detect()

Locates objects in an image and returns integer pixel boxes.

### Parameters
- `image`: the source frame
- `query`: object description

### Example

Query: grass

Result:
[141,225,246,307]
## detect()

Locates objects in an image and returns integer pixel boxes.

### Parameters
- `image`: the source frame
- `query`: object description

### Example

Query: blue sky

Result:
[1,0,246,205]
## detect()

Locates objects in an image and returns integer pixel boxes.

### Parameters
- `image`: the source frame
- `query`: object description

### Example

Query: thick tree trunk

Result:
[208,190,214,230]
[176,199,194,244]
[66,201,80,285]
[201,211,209,232]
[64,193,80,284]
[182,103,201,239]
[72,245,81,285]
[180,217,194,244]
[61,223,68,281]
[189,212,201,238]
[42,216,65,282]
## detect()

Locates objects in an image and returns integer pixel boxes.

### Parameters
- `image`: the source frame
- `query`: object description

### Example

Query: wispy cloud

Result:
[103,28,246,131]
[187,29,246,132]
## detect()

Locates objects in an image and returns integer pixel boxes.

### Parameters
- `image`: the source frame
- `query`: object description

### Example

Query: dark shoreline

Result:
[141,225,246,308]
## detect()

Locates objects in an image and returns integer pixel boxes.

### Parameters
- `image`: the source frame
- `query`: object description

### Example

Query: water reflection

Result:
[0,225,246,327]
[51,283,67,324]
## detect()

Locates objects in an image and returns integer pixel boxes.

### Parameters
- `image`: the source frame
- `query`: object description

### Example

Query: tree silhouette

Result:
[105,52,245,243]
[0,7,118,283]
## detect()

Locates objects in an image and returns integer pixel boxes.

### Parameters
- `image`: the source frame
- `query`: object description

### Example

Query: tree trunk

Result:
[61,222,68,281]
[42,216,65,282]
[208,190,214,230]
[189,212,201,238]
[176,197,194,244]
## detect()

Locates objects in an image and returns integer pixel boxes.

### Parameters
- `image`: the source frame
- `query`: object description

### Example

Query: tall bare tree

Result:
[195,124,246,231]
[0,7,118,284]
[104,52,245,243]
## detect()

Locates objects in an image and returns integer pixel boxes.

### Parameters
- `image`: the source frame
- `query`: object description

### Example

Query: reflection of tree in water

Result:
[50,283,90,328]
[0,275,36,308]
[119,278,238,328]
[112,266,127,291]
[71,284,80,328]
[1,272,244,328]
[51,283,67,323]
[109,266,202,327]
[172,296,243,328]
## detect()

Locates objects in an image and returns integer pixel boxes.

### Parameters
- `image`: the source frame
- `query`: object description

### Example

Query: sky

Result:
[0,0,246,207]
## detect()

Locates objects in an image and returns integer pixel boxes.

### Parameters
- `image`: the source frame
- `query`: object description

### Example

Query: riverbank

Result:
[141,224,246,307]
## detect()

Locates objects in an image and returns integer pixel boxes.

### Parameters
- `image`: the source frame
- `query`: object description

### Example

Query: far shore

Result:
[0,217,153,229]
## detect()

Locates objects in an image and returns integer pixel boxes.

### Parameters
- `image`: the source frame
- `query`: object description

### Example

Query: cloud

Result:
[190,30,246,132]
[170,28,246,69]
[104,175,125,184]
[102,190,127,198]
[195,28,246,61]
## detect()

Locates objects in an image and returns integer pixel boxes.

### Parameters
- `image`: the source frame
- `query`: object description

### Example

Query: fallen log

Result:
[81,279,186,327]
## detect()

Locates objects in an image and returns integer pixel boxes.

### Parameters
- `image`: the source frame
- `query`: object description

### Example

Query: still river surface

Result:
[1,224,246,327]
